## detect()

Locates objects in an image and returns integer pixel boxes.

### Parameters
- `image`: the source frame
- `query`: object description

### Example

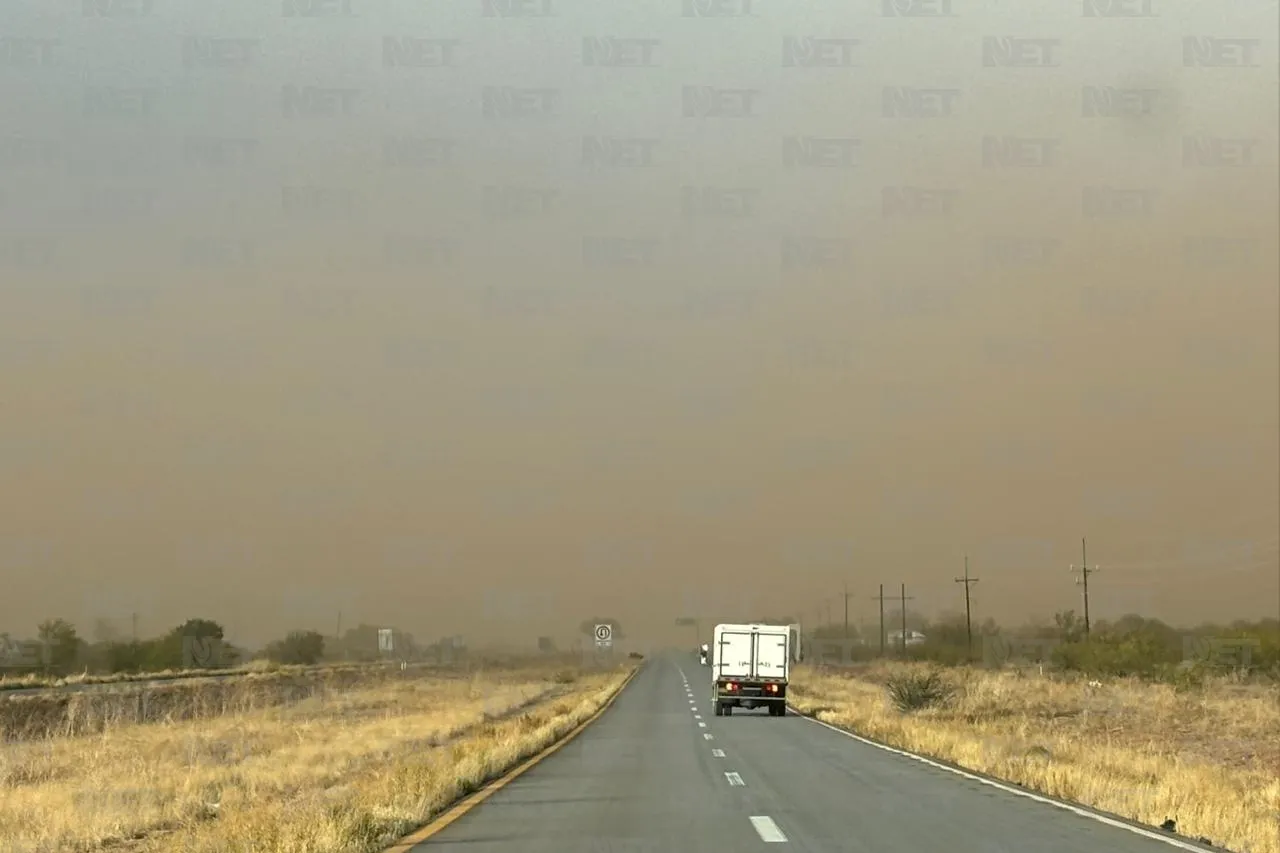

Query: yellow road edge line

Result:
[384,663,643,852]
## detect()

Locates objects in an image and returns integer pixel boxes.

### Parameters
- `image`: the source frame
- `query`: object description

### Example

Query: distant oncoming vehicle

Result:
[698,643,709,665]
[710,623,789,717]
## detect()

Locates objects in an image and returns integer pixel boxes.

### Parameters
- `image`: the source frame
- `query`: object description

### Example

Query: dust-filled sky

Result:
[1,0,1277,651]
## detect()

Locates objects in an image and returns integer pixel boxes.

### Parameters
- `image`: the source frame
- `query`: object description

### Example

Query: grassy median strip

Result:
[0,662,635,853]
[789,662,1279,853]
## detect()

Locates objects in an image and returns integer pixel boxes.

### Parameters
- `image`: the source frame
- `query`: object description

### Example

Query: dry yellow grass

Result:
[0,661,636,853]
[0,664,467,742]
[789,662,1280,853]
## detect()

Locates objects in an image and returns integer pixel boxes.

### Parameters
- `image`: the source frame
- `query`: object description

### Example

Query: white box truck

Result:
[711,623,790,717]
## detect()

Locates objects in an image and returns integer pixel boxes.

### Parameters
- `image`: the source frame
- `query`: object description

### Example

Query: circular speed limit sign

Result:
[594,624,612,642]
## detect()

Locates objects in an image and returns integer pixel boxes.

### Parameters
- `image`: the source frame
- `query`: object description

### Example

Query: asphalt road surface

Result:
[410,652,1220,853]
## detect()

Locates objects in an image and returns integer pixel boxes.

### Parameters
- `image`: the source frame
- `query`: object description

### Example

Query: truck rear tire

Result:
[723,703,733,716]
[713,702,722,716]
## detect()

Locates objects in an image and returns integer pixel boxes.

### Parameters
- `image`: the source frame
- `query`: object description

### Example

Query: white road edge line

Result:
[792,709,1217,852]
[749,816,788,843]
[724,772,745,786]
[711,749,725,757]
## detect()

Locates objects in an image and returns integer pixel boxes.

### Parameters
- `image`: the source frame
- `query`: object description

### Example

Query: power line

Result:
[1086,539,1280,573]
[779,528,1274,656]
[1062,506,1280,550]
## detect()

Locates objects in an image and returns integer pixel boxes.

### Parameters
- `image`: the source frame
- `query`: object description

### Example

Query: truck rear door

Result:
[754,630,789,680]
[716,630,755,680]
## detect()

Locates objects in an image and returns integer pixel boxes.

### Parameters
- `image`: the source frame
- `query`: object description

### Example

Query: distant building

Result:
[887,630,927,647]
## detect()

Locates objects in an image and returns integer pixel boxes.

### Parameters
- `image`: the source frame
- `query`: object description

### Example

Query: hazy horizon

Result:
[2,0,1277,651]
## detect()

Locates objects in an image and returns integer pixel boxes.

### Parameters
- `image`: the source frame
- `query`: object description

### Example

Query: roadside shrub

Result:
[885,669,954,712]
[264,631,326,666]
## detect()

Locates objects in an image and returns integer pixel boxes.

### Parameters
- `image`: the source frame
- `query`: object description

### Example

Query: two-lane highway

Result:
[408,652,1220,852]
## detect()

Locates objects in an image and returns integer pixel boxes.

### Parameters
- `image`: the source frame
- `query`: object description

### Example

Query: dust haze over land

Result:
[1,1,1276,651]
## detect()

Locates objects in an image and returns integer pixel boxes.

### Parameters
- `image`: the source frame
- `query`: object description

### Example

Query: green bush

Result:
[265,630,327,665]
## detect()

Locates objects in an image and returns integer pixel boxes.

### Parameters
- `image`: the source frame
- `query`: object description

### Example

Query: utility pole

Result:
[954,555,979,659]
[899,584,915,658]
[839,581,849,635]
[870,585,887,656]
[1070,537,1098,639]
[336,611,345,661]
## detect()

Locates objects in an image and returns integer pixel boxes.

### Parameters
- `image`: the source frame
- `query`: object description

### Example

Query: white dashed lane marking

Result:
[703,733,713,740]
[725,772,745,786]
[711,749,725,758]
[749,816,788,843]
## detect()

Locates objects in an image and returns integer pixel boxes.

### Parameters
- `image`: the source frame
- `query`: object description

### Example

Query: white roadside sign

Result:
[594,624,613,647]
